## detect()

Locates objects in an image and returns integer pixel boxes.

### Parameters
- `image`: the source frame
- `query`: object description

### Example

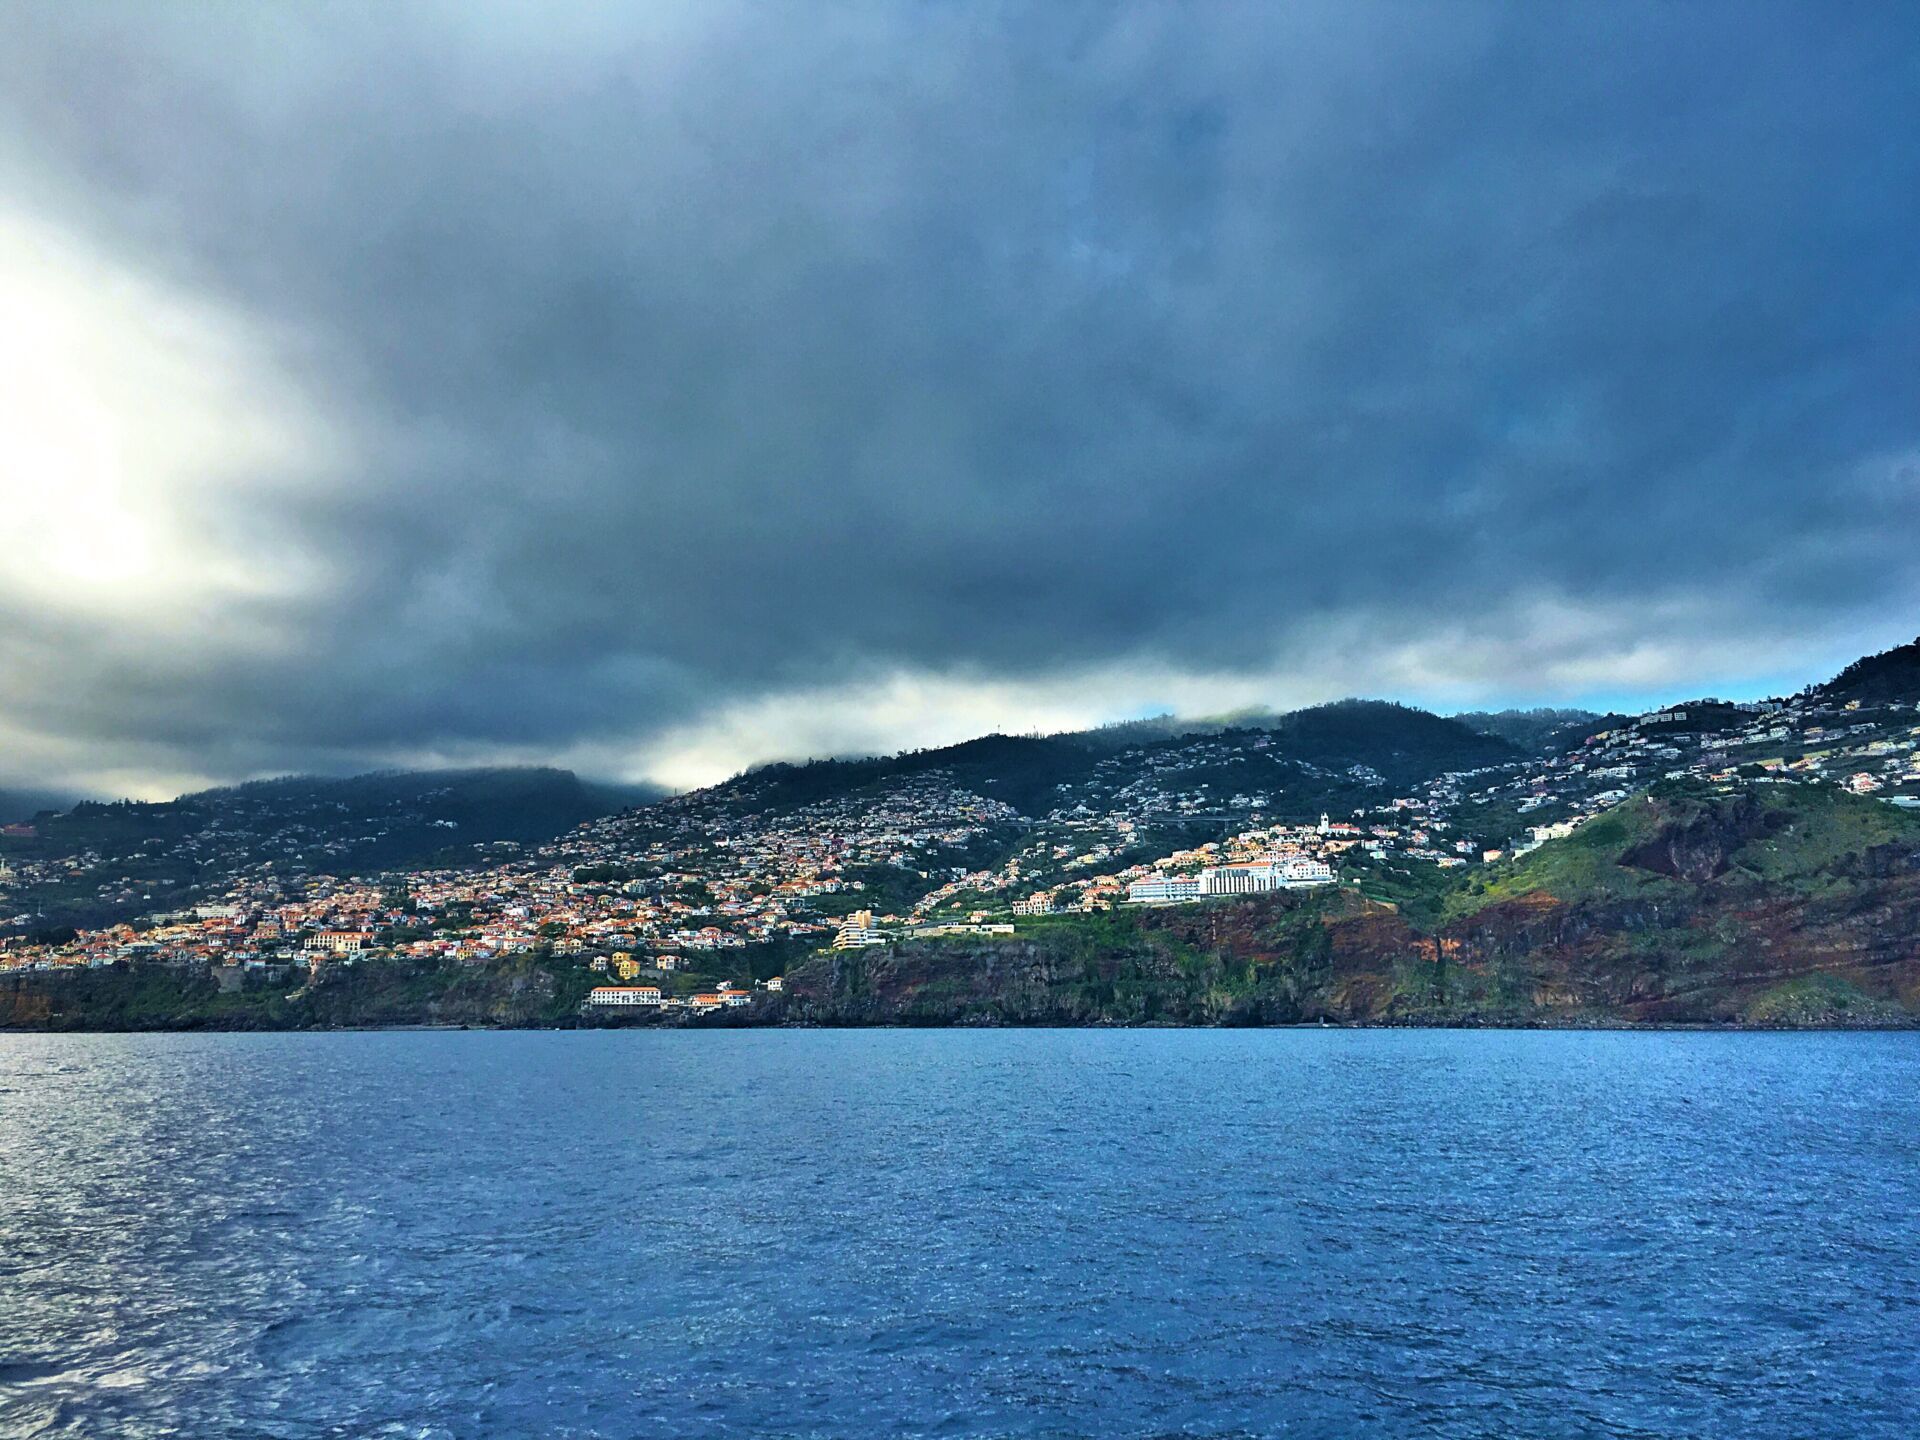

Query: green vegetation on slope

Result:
[1743,974,1903,1026]
[1450,707,1611,754]
[798,891,1355,1026]
[1442,800,1686,924]
[1341,848,1460,929]
[1442,779,1920,925]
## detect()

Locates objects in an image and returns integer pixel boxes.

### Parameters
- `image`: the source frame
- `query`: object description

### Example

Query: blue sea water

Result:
[1,1030,1917,1439]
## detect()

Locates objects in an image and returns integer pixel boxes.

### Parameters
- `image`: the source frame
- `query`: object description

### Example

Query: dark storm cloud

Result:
[1,2,1917,787]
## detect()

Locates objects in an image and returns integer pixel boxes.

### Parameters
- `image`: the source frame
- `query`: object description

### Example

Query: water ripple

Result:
[1,1029,1917,1437]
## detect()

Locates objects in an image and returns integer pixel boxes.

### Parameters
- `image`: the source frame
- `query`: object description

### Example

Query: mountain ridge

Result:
[8,634,1920,1029]
[0,766,662,934]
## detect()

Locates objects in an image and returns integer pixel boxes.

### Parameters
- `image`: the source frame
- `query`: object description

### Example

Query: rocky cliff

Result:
[0,954,599,1031]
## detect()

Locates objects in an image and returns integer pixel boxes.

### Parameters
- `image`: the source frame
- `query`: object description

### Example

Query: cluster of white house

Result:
[1126,857,1335,905]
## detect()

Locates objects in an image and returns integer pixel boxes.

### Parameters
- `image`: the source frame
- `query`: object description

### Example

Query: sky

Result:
[1,3,1916,799]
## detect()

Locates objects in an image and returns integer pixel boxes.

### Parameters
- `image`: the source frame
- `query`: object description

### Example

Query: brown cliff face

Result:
[769,884,1920,1028]
[0,976,56,1028]
[772,893,1365,1027]
[1418,880,1919,1022]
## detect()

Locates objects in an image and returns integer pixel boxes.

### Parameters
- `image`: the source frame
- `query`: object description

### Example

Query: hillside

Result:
[732,700,1516,817]
[11,633,1920,1026]
[3,693,1527,969]
[716,700,1516,826]
[8,777,1920,1032]
[1061,698,1522,775]
[766,781,1920,1028]
[727,734,1104,819]
[0,767,661,935]
[1815,635,1920,705]
[540,698,1528,936]
[1262,700,1519,782]
[1451,707,1605,753]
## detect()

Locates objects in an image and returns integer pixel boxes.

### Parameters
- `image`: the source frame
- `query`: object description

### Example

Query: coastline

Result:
[7,1015,1917,1036]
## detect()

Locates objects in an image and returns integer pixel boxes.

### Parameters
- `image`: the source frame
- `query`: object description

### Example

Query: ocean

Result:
[2,1029,1916,1438]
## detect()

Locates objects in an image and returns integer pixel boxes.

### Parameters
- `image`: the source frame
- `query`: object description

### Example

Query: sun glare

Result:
[0,211,321,611]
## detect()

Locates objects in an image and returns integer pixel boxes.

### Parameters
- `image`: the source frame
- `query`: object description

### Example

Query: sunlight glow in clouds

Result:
[0,211,330,619]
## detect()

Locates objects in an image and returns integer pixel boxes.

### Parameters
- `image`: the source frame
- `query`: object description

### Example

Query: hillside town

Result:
[1442,694,1920,862]
[5,668,1920,999]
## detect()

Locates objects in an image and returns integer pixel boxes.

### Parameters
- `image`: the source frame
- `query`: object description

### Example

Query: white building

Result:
[1131,857,1334,905]
[1201,859,1335,894]
[1127,876,1204,904]
[1201,865,1276,895]
[833,909,887,949]
[586,985,663,1007]
[1275,858,1335,886]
